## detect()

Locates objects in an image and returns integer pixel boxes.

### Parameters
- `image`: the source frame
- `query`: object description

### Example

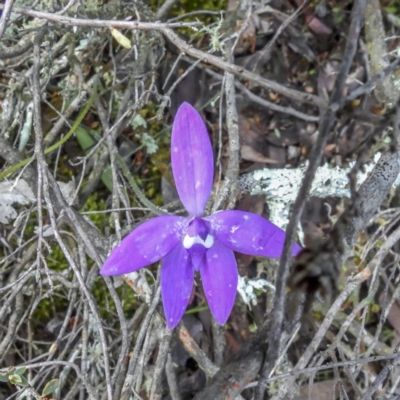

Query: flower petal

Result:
[171,102,214,216]
[161,244,194,329]
[207,210,302,257]
[200,240,238,325]
[100,216,187,276]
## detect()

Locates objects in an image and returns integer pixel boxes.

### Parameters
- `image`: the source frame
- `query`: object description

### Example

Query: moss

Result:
[81,193,107,230]
[47,245,70,271]
[151,0,228,17]
[93,278,139,319]
[386,0,400,14]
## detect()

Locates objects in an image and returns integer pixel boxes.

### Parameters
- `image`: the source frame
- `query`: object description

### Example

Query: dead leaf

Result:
[241,144,278,163]
[238,114,278,163]
[318,60,341,101]
[110,27,132,48]
[305,15,333,35]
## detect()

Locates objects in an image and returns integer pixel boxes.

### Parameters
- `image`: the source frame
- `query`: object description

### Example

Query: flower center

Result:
[183,234,214,249]
[182,217,214,271]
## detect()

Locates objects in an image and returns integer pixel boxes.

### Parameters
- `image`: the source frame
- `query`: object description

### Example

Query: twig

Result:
[0,86,97,181]
[255,1,367,398]
[93,87,122,241]
[0,32,34,59]
[165,354,181,400]
[234,78,319,122]
[360,352,400,400]
[0,3,326,109]
[252,1,306,71]
[1,361,97,398]
[211,73,240,212]
[120,287,161,400]
[211,319,226,367]
[0,0,15,41]
[364,0,400,104]
[0,4,200,29]
[212,2,250,212]
[196,62,319,122]
[271,141,400,399]
[193,330,265,400]
[31,26,55,313]
[242,352,400,387]
[19,386,42,400]
[156,0,178,20]
[343,56,400,104]
[161,28,325,108]
[149,327,173,399]
[30,32,113,399]
[0,286,25,362]
[159,58,202,114]
[176,322,220,378]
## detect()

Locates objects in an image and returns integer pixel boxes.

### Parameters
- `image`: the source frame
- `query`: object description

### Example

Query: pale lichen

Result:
[241,153,399,230]
[199,16,226,52]
[237,276,275,307]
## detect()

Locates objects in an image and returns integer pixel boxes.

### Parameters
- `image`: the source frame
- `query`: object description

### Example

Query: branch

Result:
[364,0,400,105]
[270,113,400,399]
[195,138,400,400]
[0,32,34,59]
[193,327,266,400]
[255,1,367,397]
[176,323,220,378]
[0,0,15,41]
[0,4,199,30]
[161,28,324,108]
[30,28,114,400]
[0,3,326,109]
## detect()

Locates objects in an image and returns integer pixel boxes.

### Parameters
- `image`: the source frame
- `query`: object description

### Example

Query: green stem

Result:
[1,84,167,217]
[0,85,97,181]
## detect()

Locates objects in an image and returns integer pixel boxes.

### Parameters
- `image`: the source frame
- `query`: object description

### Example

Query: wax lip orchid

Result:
[100,102,301,329]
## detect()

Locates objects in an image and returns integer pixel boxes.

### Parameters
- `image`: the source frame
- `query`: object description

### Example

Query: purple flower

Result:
[100,102,301,329]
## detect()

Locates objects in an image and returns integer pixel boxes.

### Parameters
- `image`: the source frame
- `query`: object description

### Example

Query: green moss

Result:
[155,0,229,39]
[151,0,227,16]
[386,0,400,14]
[179,0,226,11]
[81,193,107,230]
[47,245,70,271]
[93,277,139,319]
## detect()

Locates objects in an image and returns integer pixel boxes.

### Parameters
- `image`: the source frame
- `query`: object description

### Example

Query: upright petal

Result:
[200,240,238,325]
[161,244,194,329]
[100,216,187,276]
[171,102,214,216]
[207,210,302,258]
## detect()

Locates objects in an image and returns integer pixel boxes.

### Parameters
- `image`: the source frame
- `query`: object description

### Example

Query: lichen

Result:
[246,153,393,229]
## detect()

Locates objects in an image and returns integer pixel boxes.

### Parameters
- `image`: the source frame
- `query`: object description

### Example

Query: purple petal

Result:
[200,240,238,325]
[161,244,194,329]
[207,210,302,258]
[185,243,206,272]
[100,216,187,276]
[171,102,214,216]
